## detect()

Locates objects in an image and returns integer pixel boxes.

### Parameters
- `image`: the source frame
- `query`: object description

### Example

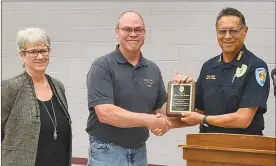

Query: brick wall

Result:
[2,2,275,166]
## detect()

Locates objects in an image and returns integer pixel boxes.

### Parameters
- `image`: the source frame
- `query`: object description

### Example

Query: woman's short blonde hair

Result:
[16,28,51,55]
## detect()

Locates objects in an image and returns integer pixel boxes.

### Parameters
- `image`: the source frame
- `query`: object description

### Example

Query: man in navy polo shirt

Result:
[181,7,270,135]
[86,11,192,166]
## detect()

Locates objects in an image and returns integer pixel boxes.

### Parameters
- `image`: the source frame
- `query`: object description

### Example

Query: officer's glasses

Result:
[22,48,51,58]
[216,26,245,36]
[117,27,145,35]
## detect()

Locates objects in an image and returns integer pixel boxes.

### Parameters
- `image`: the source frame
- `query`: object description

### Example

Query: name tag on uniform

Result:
[206,75,216,80]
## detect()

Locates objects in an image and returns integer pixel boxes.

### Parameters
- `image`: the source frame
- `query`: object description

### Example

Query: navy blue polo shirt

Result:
[86,45,167,148]
[195,45,270,135]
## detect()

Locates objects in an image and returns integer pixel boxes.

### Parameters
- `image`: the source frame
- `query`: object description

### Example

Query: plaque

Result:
[166,81,196,117]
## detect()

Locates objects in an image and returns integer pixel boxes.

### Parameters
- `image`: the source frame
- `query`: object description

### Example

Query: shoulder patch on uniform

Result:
[255,67,267,87]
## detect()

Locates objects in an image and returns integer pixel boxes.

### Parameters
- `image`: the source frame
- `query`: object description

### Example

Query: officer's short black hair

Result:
[216,7,246,27]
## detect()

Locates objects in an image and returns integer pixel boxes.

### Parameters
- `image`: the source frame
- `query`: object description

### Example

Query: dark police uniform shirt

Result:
[195,45,270,135]
[86,45,167,148]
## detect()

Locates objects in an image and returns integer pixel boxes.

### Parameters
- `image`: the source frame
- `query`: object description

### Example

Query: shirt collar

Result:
[212,45,247,68]
[114,44,148,67]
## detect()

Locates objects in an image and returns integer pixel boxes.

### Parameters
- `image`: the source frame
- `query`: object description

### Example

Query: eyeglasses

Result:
[22,48,51,58]
[216,26,245,36]
[117,27,145,35]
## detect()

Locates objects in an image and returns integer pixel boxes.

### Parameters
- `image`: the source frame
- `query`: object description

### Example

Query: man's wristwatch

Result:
[201,115,209,127]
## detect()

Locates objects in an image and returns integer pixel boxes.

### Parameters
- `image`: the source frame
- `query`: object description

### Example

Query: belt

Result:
[89,134,145,149]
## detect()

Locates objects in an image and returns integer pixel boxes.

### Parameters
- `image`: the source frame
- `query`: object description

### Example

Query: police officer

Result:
[180,7,270,135]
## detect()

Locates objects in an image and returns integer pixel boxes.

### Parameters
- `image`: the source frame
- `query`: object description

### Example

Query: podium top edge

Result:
[186,133,276,139]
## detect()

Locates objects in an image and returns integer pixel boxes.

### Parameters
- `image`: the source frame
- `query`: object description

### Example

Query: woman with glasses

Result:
[1,28,72,166]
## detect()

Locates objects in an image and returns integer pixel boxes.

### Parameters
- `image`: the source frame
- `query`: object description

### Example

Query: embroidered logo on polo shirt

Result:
[143,78,154,87]
[255,68,267,87]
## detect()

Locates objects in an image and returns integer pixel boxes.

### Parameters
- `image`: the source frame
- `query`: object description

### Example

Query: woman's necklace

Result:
[41,98,58,140]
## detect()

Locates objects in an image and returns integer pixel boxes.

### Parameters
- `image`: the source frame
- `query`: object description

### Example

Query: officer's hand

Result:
[180,111,203,125]
[173,71,193,84]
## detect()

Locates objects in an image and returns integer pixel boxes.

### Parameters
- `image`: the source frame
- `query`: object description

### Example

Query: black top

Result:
[195,45,270,135]
[35,94,70,166]
[86,45,167,148]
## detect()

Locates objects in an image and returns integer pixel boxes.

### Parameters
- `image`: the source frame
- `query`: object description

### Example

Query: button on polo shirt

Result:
[86,45,167,148]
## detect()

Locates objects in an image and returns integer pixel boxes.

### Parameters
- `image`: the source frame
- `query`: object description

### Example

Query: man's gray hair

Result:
[16,28,51,55]
[116,11,145,28]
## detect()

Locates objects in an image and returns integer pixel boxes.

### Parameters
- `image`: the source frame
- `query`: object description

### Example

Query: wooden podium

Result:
[178,133,276,166]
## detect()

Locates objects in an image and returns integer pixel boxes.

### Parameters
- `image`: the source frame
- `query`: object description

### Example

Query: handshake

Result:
[147,113,171,136]
[146,111,205,136]
[145,72,198,136]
